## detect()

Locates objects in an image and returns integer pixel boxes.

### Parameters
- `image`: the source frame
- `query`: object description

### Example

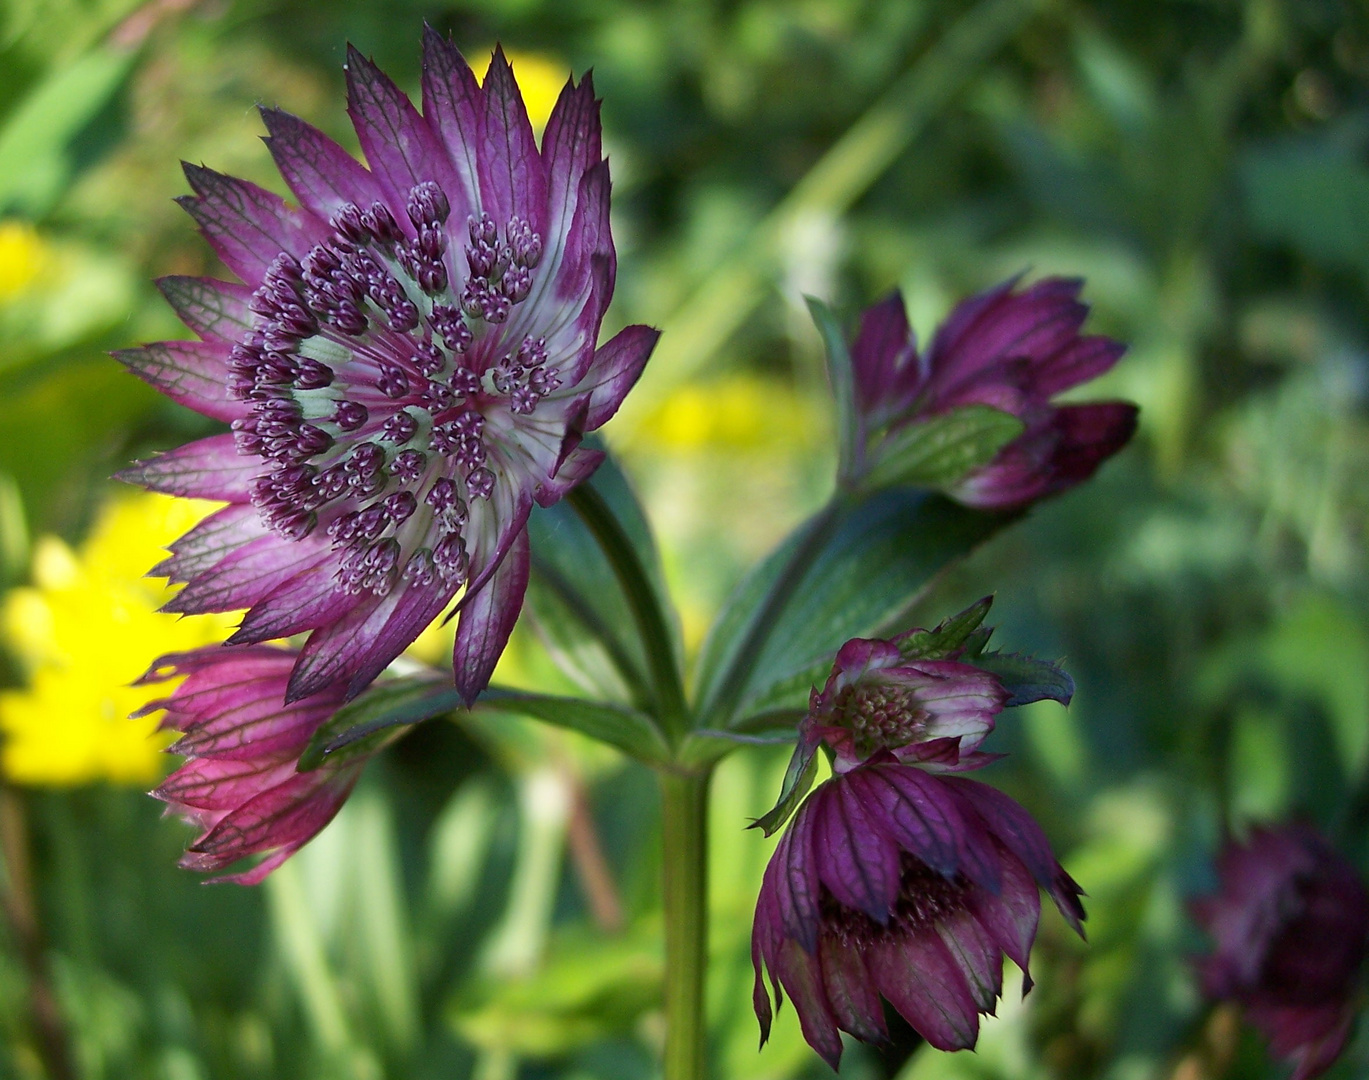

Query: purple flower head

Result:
[850,276,1137,509]
[752,760,1085,1067]
[1191,825,1369,1080]
[118,31,658,705]
[134,646,369,884]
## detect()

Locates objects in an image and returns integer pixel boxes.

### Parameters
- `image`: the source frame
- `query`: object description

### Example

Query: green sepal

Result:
[973,651,1075,707]
[806,296,861,484]
[298,677,462,771]
[477,688,671,764]
[896,596,995,660]
[863,405,1024,493]
[749,738,819,837]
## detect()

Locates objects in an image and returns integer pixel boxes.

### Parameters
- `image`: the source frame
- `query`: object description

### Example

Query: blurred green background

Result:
[2,0,1369,1077]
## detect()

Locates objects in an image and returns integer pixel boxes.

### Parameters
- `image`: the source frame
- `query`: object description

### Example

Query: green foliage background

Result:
[2,0,1369,1077]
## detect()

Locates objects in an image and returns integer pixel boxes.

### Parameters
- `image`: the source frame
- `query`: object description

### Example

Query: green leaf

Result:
[477,689,670,764]
[863,405,1024,492]
[749,738,818,837]
[1241,148,1369,278]
[298,679,464,771]
[974,651,1075,707]
[806,296,860,483]
[695,489,1007,731]
[525,449,679,710]
[0,48,135,216]
[896,596,995,659]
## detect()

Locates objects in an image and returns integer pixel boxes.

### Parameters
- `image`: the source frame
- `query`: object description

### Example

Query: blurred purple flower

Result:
[1192,825,1369,1080]
[851,276,1137,508]
[118,31,657,705]
[752,759,1085,1066]
[135,646,364,884]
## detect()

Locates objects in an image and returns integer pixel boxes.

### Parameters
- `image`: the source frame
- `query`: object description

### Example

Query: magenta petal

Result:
[453,527,530,704]
[813,778,901,921]
[228,566,357,645]
[478,46,548,236]
[772,938,845,1070]
[774,796,823,952]
[533,445,604,508]
[868,932,980,1051]
[420,26,484,225]
[117,433,261,501]
[163,532,332,616]
[170,698,335,759]
[115,341,246,422]
[847,764,960,877]
[851,290,918,415]
[937,906,1004,1012]
[345,44,460,223]
[156,755,297,811]
[153,504,267,584]
[156,276,254,342]
[541,73,602,262]
[818,937,889,1046]
[259,107,387,222]
[177,164,325,284]
[580,324,661,431]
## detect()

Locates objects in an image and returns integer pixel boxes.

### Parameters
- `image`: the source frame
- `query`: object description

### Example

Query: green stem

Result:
[660,768,712,1080]
[568,483,688,737]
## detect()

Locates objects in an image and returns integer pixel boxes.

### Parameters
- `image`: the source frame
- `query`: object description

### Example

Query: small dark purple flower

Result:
[752,760,1085,1066]
[118,31,657,705]
[134,646,367,884]
[752,613,1084,1067]
[1191,825,1369,1080]
[850,277,1137,508]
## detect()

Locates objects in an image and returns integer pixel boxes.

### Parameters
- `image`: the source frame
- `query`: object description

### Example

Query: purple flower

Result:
[134,646,366,884]
[850,277,1137,508]
[1191,825,1369,1080]
[752,760,1085,1066]
[118,31,657,705]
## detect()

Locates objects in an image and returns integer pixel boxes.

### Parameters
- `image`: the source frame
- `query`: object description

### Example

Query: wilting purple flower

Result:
[753,613,1084,1067]
[1191,825,1369,1080]
[850,277,1137,508]
[752,759,1085,1066]
[135,646,366,884]
[118,31,657,705]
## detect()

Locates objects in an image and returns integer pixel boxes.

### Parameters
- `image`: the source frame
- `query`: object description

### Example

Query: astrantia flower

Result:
[135,645,369,884]
[850,277,1137,508]
[1191,825,1369,1080]
[753,607,1083,1066]
[752,761,1085,1066]
[118,30,657,704]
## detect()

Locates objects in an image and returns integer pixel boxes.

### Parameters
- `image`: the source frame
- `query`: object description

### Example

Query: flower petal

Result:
[117,433,261,501]
[818,937,889,1046]
[813,778,901,922]
[868,931,980,1051]
[114,341,246,422]
[453,526,530,704]
[579,324,661,431]
[420,26,484,225]
[156,276,254,342]
[259,107,388,222]
[152,504,267,585]
[163,531,332,616]
[772,938,844,1070]
[478,46,548,236]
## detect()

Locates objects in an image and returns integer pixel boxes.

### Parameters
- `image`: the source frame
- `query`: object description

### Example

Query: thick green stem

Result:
[568,483,688,737]
[660,768,712,1080]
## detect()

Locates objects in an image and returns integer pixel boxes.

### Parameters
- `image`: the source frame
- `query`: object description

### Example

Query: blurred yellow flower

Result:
[0,493,238,786]
[640,375,819,453]
[0,219,47,299]
[494,50,569,133]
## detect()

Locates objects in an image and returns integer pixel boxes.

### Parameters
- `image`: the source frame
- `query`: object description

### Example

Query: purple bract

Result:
[135,646,367,884]
[118,31,657,704]
[851,276,1138,508]
[1192,825,1369,1080]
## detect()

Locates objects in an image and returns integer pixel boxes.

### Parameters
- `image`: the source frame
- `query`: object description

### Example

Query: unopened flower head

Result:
[136,645,370,884]
[1192,824,1369,1080]
[851,276,1137,508]
[753,604,1083,1065]
[119,30,657,704]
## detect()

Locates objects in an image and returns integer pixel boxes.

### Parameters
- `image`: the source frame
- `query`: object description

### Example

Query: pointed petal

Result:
[479,46,548,235]
[171,697,336,759]
[966,850,1041,976]
[164,532,332,616]
[227,565,356,645]
[579,324,659,430]
[813,776,901,921]
[178,163,325,284]
[851,290,918,414]
[868,932,981,1051]
[115,341,246,422]
[117,433,260,502]
[773,795,823,952]
[156,756,298,812]
[846,763,960,877]
[259,107,387,222]
[541,72,602,263]
[818,937,889,1045]
[420,26,484,225]
[937,906,1004,1012]
[532,445,604,508]
[345,45,459,223]
[156,276,254,342]
[152,504,267,585]
[453,528,530,704]
[772,938,844,1070]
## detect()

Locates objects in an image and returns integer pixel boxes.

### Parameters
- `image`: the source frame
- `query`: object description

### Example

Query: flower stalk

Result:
[660,767,712,1080]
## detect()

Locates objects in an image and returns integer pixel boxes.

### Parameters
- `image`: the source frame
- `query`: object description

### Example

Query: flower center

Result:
[832,683,930,755]
[819,855,970,947]
[227,182,558,597]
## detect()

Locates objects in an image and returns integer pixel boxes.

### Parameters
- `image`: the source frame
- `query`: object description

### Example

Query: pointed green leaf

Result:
[974,651,1075,707]
[896,596,995,659]
[863,405,1024,492]
[298,678,463,771]
[806,296,860,483]
[750,739,818,837]
[477,689,670,764]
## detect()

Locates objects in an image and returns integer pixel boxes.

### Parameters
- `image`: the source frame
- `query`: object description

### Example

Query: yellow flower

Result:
[493,50,569,133]
[0,219,47,299]
[0,493,238,786]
